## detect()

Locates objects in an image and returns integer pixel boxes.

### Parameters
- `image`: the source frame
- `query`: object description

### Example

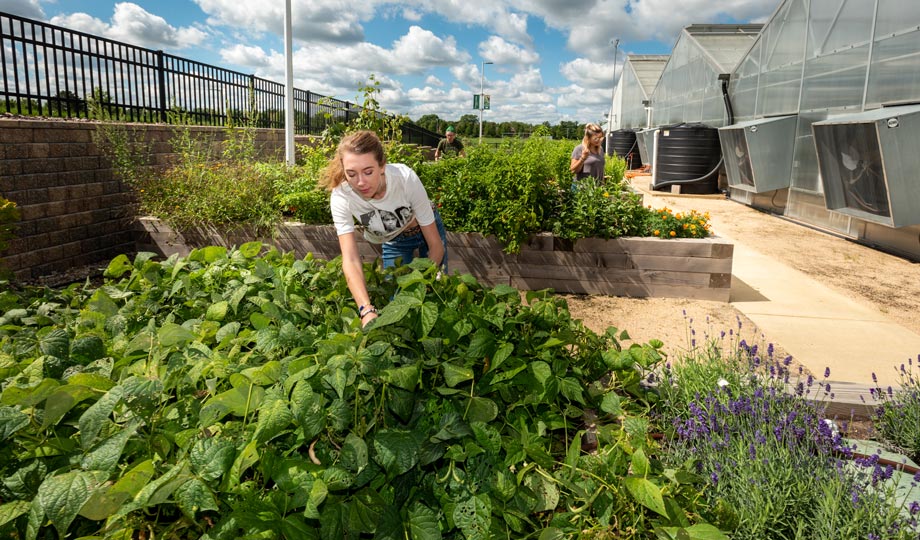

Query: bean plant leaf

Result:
[601,391,622,416]
[420,302,438,337]
[190,437,237,482]
[81,420,139,472]
[382,363,419,391]
[452,494,491,539]
[631,447,650,477]
[658,524,729,540]
[0,406,29,440]
[442,362,474,387]
[467,328,496,359]
[70,336,106,363]
[373,429,420,477]
[39,328,70,359]
[407,502,442,540]
[254,391,293,444]
[0,500,30,528]
[103,254,133,278]
[464,397,499,423]
[205,301,229,322]
[158,323,196,347]
[42,385,98,429]
[290,380,326,439]
[175,477,219,517]
[341,432,369,473]
[79,385,124,449]
[624,476,667,516]
[490,342,514,372]
[79,459,155,521]
[373,295,422,328]
[239,241,263,258]
[36,470,108,536]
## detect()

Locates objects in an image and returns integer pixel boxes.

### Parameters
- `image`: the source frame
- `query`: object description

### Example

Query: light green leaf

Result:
[601,392,622,416]
[373,295,422,328]
[87,289,119,317]
[174,477,219,518]
[190,437,237,482]
[0,406,29,440]
[103,254,132,278]
[537,337,564,350]
[42,385,98,430]
[524,473,559,512]
[420,302,438,337]
[215,321,241,344]
[442,362,474,387]
[238,241,263,258]
[37,470,108,536]
[530,361,552,386]
[0,500,30,528]
[81,421,139,472]
[190,245,226,263]
[250,312,271,330]
[408,502,441,540]
[79,460,154,521]
[382,363,419,391]
[79,385,124,449]
[559,377,585,404]
[464,397,498,423]
[684,524,730,540]
[65,372,113,393]
[205,301,229,322]
[491,284,518,296]
[490,342,513,372]
[538,528,566,540]
[624,476,667,516]
[631,447,650,477]
[39,329,70,359]
[470,422,501,455]
[254,391,293,444]
[304,478,329,519]
[290,380,326,439]
[452,494,491,539]
[373,429,420,477]
[341,432,368,473]
[158,323,196,347]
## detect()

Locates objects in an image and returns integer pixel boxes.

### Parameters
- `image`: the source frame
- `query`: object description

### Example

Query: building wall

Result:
[728,0,920,260]
[0,118,309,281]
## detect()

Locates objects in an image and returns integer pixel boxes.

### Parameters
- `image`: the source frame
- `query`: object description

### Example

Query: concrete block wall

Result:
[0,117,303,281]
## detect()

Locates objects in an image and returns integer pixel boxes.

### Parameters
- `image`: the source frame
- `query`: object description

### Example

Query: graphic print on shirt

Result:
[358,206,414,234]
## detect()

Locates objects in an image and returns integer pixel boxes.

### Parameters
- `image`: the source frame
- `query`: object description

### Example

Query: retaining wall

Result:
[0,117,308,280]
[135,218,734,301]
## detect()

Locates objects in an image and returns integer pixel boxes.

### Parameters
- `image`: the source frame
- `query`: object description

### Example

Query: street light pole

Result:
[479,61,493,142]
[606,38,620,135]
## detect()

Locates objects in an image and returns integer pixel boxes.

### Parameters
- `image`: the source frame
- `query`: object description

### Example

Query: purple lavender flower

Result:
[710,471,719,486]
[910,501,920,515]
[767,343,774,357]
[784,356,793,366]
[824,367,831,379]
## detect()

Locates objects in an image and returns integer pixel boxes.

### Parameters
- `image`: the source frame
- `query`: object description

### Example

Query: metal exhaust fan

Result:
[717,116,796,193]
[812,104,920,228]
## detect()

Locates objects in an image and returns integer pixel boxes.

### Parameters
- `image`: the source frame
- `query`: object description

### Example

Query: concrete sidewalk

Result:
[632,178,919,394]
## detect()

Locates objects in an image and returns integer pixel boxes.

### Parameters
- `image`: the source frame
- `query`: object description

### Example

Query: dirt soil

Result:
[561,175,920,368]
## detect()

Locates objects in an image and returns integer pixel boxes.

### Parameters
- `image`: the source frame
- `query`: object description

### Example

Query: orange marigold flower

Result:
[653,230,660,236]
[669,230,677,237]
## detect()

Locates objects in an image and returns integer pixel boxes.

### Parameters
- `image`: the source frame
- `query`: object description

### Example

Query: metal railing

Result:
[0,11,441,147]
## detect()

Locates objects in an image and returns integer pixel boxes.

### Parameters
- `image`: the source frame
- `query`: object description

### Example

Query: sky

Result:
[1,0,780,126]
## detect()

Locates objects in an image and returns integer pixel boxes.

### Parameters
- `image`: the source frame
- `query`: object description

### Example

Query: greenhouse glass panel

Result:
[875,0,920,36]
[808,0,873,56]
[757,62,803,116]
[790,112,825,193]
[800,45,869,110]
[865,32,920,107]
[764,0,808,69]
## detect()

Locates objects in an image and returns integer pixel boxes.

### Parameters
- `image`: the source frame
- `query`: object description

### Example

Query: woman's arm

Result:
[420,222,445,268]
[337,232,377,326]
[570,149,588,174]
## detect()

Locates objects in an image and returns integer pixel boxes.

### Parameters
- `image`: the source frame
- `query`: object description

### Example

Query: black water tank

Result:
[653,123,722,194]
[607,129,642,169]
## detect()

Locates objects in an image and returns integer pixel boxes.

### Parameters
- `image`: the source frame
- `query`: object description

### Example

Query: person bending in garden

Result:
[570,123,606,182]
[434,125,466,160]
[321,130,448,327]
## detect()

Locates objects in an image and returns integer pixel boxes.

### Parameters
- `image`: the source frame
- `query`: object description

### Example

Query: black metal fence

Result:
[0,11,441,147]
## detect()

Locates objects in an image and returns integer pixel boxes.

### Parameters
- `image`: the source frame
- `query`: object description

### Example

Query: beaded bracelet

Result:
[358,305,378,318]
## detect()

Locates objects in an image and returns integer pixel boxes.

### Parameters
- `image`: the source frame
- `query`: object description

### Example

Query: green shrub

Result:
[0,197,19,279]
[644,207,711,239]
[872,361,920,463]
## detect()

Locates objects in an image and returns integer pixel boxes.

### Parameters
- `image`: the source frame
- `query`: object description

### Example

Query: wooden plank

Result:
[629,254,733,273]
[513,266,714,287]
[573,236,722,258]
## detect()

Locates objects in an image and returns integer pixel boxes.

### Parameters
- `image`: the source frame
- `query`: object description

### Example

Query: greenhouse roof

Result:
[684,24,763,73]
[625,55,669,98]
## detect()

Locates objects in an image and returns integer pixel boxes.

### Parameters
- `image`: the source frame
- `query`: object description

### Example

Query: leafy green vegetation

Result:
[0,247,727,539]
[0,197,20,279]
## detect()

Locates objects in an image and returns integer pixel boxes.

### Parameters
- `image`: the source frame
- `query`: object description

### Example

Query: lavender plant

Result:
[872,358,920,463]
[656,328,920,540]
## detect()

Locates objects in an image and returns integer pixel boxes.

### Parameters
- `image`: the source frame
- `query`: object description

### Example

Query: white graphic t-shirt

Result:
[330,163,436,244]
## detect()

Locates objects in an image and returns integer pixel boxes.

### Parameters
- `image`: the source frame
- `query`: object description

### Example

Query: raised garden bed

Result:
[135,217,733,301]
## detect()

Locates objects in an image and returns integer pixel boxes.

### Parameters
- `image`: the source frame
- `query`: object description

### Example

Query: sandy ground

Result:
[561,175,920,369]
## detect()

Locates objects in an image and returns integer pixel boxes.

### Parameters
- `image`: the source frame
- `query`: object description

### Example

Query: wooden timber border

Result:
[135,218,733,301]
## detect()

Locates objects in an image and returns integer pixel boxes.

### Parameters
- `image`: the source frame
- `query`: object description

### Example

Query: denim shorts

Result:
[381,210,448,272]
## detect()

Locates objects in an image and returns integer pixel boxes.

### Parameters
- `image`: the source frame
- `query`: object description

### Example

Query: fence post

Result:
[156,50,167,123]
[306,91,312,135]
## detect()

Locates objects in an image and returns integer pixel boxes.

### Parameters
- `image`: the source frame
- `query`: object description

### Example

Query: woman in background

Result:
[570,123,606,182]
[320,130,447,326]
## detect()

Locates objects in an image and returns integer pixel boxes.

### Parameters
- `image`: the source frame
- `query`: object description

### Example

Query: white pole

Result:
[283,0,295,166]
[607,38,619,135]
[479,61,492,142]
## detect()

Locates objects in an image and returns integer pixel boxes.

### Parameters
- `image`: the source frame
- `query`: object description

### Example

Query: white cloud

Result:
[425,75,443,86]
[560,57,615,89]
[479,36,539,66]
[402,8,423,22]
[49,2,206,50]
[0,0,44,19]
[194,0,369,44]
[392,26,470,70]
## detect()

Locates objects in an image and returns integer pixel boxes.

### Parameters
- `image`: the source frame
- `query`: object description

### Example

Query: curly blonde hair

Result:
[319,130,387,191]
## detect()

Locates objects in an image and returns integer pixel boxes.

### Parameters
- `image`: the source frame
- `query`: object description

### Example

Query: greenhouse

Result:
[623,0,920,260]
